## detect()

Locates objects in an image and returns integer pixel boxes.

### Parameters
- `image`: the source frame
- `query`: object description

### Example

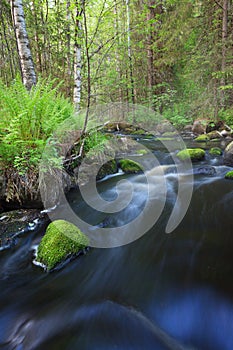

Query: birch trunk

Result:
[73,6,83,111]
[11,0,36,90]
[220,0,228,108]
[125,0,135,106]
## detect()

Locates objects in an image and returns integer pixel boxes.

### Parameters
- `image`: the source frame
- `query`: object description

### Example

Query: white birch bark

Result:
[73,38,82,110]
[11,0,36,90]
[73,7,83,112]
[125,0,135,105]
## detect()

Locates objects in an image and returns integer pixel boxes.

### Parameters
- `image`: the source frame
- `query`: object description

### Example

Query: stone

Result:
[225,171,233,180]
[118,159,143,173]
[209,147,222,156]
[195,134,210,142]
[223,141,233,166]
[176,148,205,162]
[36,220,89,271]
[192,119,208,135]
[0,209,46,250]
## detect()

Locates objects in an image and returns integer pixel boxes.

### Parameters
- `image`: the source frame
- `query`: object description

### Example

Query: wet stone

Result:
[0,209,44,250]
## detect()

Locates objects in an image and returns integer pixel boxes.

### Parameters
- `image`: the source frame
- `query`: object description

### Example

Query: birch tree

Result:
[11,0,36,90]
[73,2,83,111]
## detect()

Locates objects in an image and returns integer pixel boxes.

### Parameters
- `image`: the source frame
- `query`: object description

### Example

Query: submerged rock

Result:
[36,220,89,271]
[196,166,216,176]
[118,159,143,174]
[176,148,205,162]
[0,209,45,250]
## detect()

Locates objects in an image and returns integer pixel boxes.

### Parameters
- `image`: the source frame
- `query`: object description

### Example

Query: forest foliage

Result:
[1,0,233,178]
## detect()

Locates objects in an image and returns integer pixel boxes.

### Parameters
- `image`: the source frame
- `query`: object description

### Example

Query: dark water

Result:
[0,138,233,350]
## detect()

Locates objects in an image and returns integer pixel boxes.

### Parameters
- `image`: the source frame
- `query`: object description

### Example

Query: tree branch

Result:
[213,0,224,10]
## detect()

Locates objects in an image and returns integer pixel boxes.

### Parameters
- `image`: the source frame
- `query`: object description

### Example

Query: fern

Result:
[0,77,74,174]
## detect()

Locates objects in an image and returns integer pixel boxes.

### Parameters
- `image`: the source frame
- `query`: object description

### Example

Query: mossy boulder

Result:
[135,149,148,155]
[206,130,222,140]
[209,147,222,156]
[224,141,233,166]
[194,134,210,142]
[162,131,179,137]
[225,171,233,180]
[97,160,118,180]
[118,159,143,173]
[177,148,205,162]
[36,220,89,271]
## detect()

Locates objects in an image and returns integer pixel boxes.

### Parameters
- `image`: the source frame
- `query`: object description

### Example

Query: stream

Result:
[0,136,233,350]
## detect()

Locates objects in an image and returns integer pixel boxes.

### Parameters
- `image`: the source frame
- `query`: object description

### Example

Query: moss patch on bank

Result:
[36,220,89,271]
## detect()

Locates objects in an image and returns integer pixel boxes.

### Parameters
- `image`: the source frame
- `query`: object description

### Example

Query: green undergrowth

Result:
[0,77,74,174]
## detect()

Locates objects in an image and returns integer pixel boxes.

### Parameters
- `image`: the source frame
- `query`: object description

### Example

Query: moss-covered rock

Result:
[194,134,210,142]
[225,171,233,180]
[224,141,233,166]
[36,220,89,271]
[206,130,222,140]
[135,149,148,155]
[209,147,222,156]
[177,148,205,162]
[97,160,118,180]
[119,159,143,173]
[131,129,147,135]
[162,131,179,137]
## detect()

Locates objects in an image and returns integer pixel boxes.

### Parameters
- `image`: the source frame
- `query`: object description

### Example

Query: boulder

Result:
[206,120,225,133]
[223,141,233,166]
[196,166,216,176]
[176,148,205,162]
[36,220,89,271]
[225,171,233,180]
[118,159,143,173]
[192,119,208,135]
[195,134,210,142]
[206,130,222,140]
[156,121,174,135]
[209,147,222,156]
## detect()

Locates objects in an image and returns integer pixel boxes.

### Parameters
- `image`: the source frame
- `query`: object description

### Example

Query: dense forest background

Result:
[1,0,233,206]
[1,0,233,125]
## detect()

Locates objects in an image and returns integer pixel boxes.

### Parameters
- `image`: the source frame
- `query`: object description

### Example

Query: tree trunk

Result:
[11,0,36,90]
[73,3,83,111]
[125,0,135,106]
[220,0,228,108]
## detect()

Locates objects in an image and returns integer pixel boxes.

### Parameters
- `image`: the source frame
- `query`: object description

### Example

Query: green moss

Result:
[177,148,205,162]
[119,159,143,173]
[135,149,148,155]
[36,220,89,271]
[225,171,233,180]
[131,129,147,135]
[97,159,118,179]
[162,131,178,137]
[209,147,222,156]
[194,134,210,142]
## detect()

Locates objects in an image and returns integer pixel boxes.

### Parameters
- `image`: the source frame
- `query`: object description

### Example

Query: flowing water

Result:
[0,137,233,350]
